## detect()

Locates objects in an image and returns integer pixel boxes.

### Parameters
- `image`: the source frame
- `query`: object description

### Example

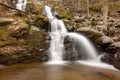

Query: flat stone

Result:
[0,18,14,26]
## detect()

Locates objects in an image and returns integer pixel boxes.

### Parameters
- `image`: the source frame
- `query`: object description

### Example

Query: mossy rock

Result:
[0,27,20,47]
[26,30,47,49]
[95,36,114,47]
[77,27,103,42]
[56,7,72,19]
[32,14,49,29]
[0,30,48,64]
[27,1,44,14]
[9,23,30,38]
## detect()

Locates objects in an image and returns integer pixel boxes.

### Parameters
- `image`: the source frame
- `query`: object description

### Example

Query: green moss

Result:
[57,7,72,19]
[89,6,101,13]
[0,26,21,47]
[108,2,120,14]
[9,22,30,38]
[91,20,97,27]
[32,6,44,14]
[31,14,48,28]
[75,23,83,29]
[26,31,47,49]
[95,36,102,44]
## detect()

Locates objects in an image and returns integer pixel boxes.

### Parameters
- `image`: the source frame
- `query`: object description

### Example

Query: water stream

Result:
[44,5,116,70]
[44,5,67,61]
[16,0,27,11]
[44,5,98,61]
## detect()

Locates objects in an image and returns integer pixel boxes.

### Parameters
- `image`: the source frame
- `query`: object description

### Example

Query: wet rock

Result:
[77,27,103,40]
[100,53,115,64]
[64,36,78,60]
[77,27,114,52]
[68,25,77,32]
[95,36,114,48]
[113,61,120,70]
[107,42,120,54]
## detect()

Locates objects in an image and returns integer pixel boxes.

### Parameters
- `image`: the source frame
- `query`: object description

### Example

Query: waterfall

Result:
[44,5,99,62]
[67,33,98,61]
[16,0,27,11]
[44,5,67,61]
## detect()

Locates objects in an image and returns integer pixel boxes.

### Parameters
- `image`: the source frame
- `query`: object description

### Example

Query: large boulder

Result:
[107,42,120,54]
[9,23,30,39]
[77,27,113,48]
[64,36,78,60]
[0,30,49,64]
[100,53,115,64]
[31,14,49,31]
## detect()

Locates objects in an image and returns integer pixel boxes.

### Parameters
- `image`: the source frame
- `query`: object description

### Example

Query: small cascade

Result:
[67,33,99,61]
[16,0,27,11]
[44,5,99,62]
[44,5,67,61]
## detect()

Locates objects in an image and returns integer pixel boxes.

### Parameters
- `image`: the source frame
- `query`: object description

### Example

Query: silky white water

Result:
[16,0,27,11]
[44,5,99,61]
[67,33,99,61]
[44,5,67,61]
[44,5,116,70]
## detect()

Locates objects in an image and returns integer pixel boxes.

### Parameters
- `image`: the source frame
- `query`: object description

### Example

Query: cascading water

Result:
[44,5,99,62]
[67,33,99,61]
[44,6,67,61]
[44,5,116,70]
[16,0,27,11]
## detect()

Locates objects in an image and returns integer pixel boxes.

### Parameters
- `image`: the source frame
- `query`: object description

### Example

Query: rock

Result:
[31,14,49,31]
[77,27,114,52]
[0,26,20,47]
[0,46,24,64]
[27,2,44,14]
[95,36,114,48]
[9,23,29,38]
[113,61,120,70]
[64,36,78,60]
[77,27,103,42]
[100,53,115,64]
[107,42,120,54]
[94,25,107,34]
[0,18,13,26]
[56,7,72,20]
[0,29,49,64]
[68,25,77,32]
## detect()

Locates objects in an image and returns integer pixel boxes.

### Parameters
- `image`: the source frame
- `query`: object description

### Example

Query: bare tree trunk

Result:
[86,0,90,18]
[102,0,108,27]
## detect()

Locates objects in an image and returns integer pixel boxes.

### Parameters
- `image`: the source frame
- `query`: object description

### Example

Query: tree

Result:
[101,0,108,27]
[86,0,90,18]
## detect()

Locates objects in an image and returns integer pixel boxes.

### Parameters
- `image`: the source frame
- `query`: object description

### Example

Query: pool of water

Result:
[0,62,120,80]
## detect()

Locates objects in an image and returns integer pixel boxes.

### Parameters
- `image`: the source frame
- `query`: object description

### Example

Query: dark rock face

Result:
[107,42,120,54]
[114,59,120,70]
[64,36,78,60]
[100,53,115,64]
[95,36,114,49]
[107,42,120,69]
